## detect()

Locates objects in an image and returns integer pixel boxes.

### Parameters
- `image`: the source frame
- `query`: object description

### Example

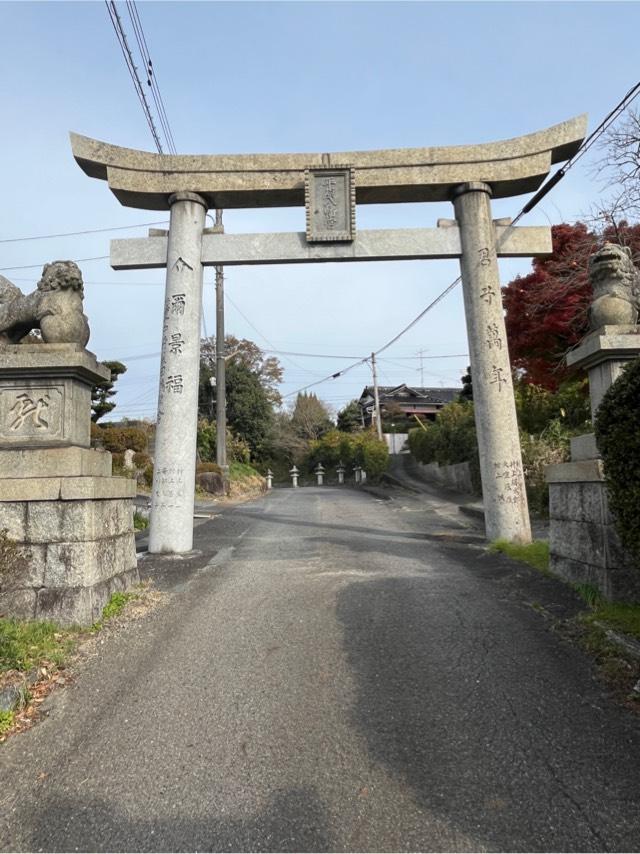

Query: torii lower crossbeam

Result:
[111,225,551,269]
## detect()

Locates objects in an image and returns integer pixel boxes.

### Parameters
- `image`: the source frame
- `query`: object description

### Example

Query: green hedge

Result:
[197,420,251,464]
[91,425,148,453]
[408,401,481,493]
[595,357,640,568]
[305,428,389,480]
[407,399,573,510]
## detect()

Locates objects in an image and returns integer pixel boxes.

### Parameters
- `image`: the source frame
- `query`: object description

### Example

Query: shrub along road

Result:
[0,485,639,852]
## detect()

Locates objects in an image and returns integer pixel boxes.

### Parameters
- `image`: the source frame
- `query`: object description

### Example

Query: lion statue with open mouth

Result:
[588,242,640,330]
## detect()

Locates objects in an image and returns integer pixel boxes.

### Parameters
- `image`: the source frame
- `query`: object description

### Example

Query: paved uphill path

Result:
[1,486,640,852]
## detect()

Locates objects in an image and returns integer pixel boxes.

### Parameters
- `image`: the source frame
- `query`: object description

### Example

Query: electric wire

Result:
[104,1,164,153]
[283,76,640,400]
[0,256,109,272]
[0,220,169,244]
[129,1,177,153]
[125,1,177,154]
[224,291,316,376]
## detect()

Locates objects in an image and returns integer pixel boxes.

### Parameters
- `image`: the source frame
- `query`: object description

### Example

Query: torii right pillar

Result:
[453,182,531,544]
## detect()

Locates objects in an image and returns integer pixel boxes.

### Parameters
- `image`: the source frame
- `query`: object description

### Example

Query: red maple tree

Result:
[503,221,640,389]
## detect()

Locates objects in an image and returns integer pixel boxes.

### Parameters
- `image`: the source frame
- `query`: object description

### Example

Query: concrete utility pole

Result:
[214,209,228,476]
[370,352,383,440]
[417,349,427,386]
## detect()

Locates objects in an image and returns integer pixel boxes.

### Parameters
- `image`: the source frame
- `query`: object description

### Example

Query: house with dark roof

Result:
[357,384,460,428]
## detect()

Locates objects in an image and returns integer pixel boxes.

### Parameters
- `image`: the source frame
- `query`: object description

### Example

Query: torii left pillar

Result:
[149,192,207,553]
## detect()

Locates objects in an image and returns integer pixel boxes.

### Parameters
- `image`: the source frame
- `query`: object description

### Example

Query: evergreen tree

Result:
[91,361,127,423]
[337,400,362,432]
[225,360,273,459]
[459,366,473,401]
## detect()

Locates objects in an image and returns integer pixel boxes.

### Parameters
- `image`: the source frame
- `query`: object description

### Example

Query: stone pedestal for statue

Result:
[0,343,138,625]
[546,324,640,601]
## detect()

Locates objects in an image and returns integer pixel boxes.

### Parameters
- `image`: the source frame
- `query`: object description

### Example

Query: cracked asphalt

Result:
[1,484,639,852]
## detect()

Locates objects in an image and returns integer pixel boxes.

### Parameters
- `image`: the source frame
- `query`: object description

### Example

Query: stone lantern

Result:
[336,461,346,485]
[353,465,362,484]
[315,463,325,486]
[266,469,273,490]
[289,465,300,488]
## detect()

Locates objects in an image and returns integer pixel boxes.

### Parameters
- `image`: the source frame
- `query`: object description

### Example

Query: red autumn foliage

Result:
[503,221,640,389]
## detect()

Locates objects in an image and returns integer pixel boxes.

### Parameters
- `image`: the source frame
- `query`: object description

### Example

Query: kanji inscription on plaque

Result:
[305,167,355,242]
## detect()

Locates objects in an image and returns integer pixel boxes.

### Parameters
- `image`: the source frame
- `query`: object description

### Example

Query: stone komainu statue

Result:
[0,260,90,346]
[588,242,640,330]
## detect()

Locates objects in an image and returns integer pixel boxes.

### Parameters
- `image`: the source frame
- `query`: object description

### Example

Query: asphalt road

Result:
[1,485,639,852]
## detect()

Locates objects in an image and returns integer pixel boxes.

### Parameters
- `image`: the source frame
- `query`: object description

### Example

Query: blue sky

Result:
[2,1,639,419]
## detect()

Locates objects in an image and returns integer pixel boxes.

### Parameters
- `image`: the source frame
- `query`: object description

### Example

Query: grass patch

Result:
[0,619,79,673]
[133,510,149,531]
[92,591,139,629]
[489,539,550,574]
[582,601,640,640]
[0,710,14,735]
[1,584,159,741]
[570,614,640,702]
[229,461,260,480]
[573,583,603,608]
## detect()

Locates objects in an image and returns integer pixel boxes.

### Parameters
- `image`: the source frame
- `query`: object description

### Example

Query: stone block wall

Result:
[415,460,473,494]
[548,479,640,602]
[545,324,640,602]
[0,486,138,625]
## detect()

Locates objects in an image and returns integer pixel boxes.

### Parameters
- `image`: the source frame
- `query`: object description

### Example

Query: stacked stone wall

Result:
[548,480,640,602]
[1,495,137,624]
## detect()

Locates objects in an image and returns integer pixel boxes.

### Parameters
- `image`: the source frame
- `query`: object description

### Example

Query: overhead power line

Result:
[284,75,640,401]
[379,353,468,360]
[0,256,109,272]
[0,220,169,244]
[516,79,640,221]
[125,1,177,154]
[105,1,176,154]
[224,291,316,376]
[112,346,469,363]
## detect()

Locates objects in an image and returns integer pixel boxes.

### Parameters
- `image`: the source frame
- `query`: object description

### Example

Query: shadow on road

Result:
[232,506,480,544]
[336,574,640,853]
[20,786,332,853]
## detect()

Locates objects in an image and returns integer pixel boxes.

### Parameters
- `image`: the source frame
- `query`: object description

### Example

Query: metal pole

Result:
[371,352,383,440]
[214,209,228,474]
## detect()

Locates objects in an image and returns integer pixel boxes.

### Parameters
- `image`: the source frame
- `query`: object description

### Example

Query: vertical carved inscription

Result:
[153,465,186,509]
[157,291,188,425]
[494,459,525,505]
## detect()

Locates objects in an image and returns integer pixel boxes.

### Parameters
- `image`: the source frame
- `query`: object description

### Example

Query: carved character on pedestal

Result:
[588,242,640,329]
[0,260,90,345]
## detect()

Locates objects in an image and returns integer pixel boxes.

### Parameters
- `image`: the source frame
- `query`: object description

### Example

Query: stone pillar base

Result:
[0,451,139,626]
[546,460,640,601]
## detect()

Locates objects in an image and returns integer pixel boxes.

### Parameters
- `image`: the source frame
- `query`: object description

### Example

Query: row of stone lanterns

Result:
[279,462,367,488]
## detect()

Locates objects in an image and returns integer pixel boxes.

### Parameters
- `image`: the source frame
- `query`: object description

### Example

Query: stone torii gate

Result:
[71,115,587,554]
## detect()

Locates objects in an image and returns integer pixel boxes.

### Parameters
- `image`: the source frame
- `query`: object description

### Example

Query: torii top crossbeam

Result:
[70,115,587,210]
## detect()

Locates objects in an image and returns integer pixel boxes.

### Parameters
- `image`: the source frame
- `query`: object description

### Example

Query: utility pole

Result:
[371,352,383,440]
[214,209,228,475]
[417,348,427,386]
